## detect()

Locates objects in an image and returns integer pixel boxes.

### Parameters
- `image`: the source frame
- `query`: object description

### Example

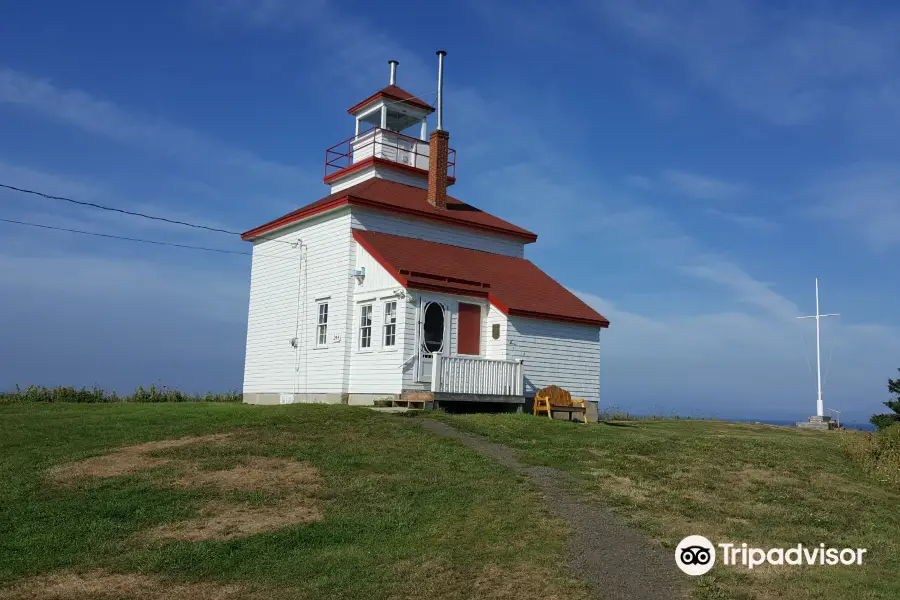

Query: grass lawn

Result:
[0,403,591,600]
[431,414,900,600]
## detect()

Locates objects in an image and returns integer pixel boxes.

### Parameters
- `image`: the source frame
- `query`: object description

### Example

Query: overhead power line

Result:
[0,217,252,256]
[0,183,242,235]
[0,181,303,247]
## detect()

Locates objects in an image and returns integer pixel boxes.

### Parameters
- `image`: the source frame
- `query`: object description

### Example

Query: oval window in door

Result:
[422,302,444,353]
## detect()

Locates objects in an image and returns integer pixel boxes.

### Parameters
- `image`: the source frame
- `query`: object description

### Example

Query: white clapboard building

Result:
[241,56,609,416]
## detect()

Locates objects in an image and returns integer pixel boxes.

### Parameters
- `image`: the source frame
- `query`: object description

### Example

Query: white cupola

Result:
[324,59,455,194]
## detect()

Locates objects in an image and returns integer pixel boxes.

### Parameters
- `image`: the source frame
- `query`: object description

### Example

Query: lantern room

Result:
[324,60,456,193]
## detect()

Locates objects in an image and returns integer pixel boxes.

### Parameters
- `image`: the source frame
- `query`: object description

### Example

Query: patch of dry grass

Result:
[48,434,235,483]
[385,562,593,600]
[148,498,322,542]
[171,456,320,493]
[47,434,323,542]
[0,570,280,600]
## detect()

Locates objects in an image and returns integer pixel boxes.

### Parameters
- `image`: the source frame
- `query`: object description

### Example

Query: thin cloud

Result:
[475,162,793,321]
[808,162,900,252]
[0,67,308,187]
[663,169,745,200]
[705,207,778,232]
[0,160,244,243]
[0,161,103,200]
[574,290,900,421]
[593,0,900,131]
[678,257,798,320]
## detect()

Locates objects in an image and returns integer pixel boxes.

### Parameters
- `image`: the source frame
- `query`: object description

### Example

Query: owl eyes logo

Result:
[680,545,712,565]
[675,536,716,575]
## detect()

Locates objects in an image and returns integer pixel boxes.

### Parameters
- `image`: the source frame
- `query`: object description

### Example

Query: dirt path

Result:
[415,419,688,600]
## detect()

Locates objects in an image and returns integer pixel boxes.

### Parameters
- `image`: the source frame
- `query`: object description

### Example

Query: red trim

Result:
[487,293,510,315]
[241,197,350,240]
[244,195,536,243]
[407,281,490,298]
[323,156,383,184]
[507,308,610,328]
[323,156,456,187]
[347,91,434,115]
[351,230,408,286]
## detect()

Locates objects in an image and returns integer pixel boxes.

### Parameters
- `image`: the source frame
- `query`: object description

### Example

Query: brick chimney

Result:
[427,129,449,210]
[427,50,448,210]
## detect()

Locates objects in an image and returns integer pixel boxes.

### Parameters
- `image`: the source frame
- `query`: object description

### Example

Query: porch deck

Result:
[396,355,526,411]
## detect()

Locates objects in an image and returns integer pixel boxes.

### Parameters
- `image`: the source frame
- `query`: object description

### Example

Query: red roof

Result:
[242,179,538,242]
[353,230,609,328]
[347,85,435,114]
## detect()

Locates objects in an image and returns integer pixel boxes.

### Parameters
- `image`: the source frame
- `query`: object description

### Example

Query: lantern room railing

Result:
[325,127,456,179]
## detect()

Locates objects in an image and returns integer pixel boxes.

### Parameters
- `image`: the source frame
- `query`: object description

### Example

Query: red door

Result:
[457,303,481,355]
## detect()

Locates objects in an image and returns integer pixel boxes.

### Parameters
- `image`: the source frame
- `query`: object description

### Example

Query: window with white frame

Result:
[316,302,328,346]
[359,304,373,350]
[383,301,397,347]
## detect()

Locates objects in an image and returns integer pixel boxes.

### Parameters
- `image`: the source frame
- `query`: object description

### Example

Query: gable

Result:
[353,229,609,328]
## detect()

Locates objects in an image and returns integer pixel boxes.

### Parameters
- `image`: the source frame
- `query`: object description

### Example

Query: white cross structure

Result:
[796,278,839,417]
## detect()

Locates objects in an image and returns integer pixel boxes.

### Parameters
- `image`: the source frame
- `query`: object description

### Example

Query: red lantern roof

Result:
[347,85,435,115]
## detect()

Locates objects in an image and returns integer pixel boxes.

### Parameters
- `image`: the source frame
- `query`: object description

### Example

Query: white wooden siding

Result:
[400,292,419,390]
[353,242,403,293]
[351,207,526,257]
[330,164,429,194]
[484,304,508,361]
[347,243,406,394]
[506,317,601,403]
[243,209,353,396]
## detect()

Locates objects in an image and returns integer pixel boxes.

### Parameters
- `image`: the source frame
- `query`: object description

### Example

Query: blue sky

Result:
[1,0,898,422]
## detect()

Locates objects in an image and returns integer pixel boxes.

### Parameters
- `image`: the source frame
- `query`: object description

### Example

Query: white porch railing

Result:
[430,355,524,396]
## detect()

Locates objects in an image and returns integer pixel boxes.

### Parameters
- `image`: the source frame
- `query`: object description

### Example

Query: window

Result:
[359,304,373,350]
[383,301,397,347]
[316,303,328,346]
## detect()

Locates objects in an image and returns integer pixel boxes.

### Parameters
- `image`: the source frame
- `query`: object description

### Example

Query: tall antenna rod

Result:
[797,278,839,417]
[436,50,446,131]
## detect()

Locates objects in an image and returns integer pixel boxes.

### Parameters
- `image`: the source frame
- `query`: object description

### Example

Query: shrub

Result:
[869,368,900,431]
[597,406,637,421]
[0,385,240,404]
[842,423,900,489]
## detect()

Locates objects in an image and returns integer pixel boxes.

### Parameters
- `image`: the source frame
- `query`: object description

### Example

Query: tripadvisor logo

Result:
[676,535,716,576]
[675,536,867,576]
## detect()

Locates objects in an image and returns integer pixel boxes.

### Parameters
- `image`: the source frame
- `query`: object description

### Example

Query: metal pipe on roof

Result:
[388,60,398,85]
[436,50,446,131]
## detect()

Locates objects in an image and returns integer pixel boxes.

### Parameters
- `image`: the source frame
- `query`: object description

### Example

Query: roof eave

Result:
[242,196,537,243]
[506,308,610,328]
[241,198,350,241]
[347,91,435,115]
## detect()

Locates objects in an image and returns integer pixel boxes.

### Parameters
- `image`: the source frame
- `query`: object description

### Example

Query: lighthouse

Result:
[240,51,609,420]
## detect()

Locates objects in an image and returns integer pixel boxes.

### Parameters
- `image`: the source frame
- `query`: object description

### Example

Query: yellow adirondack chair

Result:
[533,385,587,424]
